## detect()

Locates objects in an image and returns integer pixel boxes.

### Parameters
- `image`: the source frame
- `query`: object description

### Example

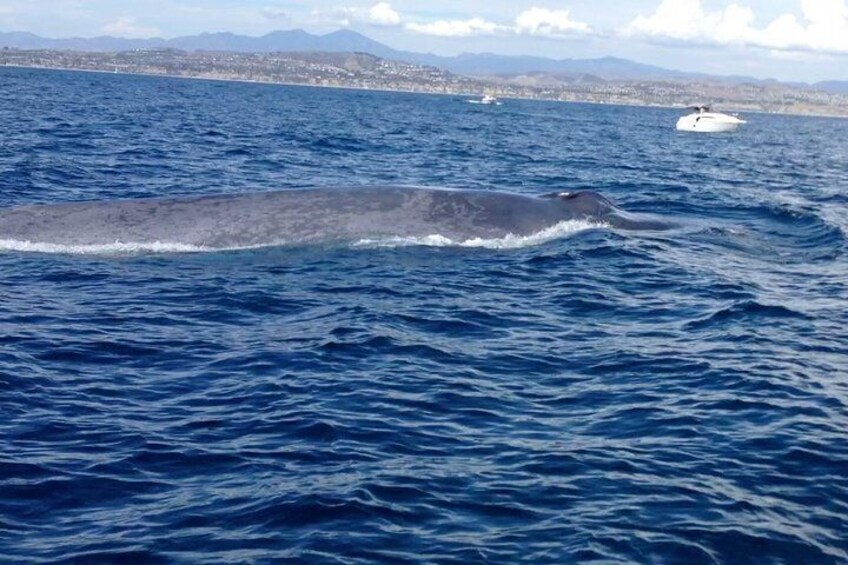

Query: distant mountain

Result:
[0,28,697,81]
[0,28,842,86]
[164,29,402,58]
[0,31,163,51]
[421,53,690,81]
[814,81,848,94]
[0,29,402,58]
[497,71,608,89]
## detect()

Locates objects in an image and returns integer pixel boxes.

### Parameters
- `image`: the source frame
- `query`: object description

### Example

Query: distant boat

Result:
[676,105,745,133]
[467,94,502,106]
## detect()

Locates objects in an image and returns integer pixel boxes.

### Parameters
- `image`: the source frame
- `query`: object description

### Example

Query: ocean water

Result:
[1,67,847,563]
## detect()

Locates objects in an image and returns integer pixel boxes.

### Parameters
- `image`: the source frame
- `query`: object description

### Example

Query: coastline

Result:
[3,62,847,119]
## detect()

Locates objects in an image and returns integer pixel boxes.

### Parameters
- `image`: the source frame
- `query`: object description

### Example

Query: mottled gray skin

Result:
[0,186,667,248]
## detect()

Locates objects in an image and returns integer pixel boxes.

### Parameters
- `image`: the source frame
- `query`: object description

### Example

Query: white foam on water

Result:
[0,219,605,255]
[774,191,848,237]
[818,207,848,238]
[352,219,605,249]
[0,239,216,255]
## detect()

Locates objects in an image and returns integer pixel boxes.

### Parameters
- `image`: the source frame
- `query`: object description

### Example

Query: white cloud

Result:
[260,7,288,21]
[310,6,357,27]
[515,7,590,37]
[406,17,505,37]
[101,17,159,38]
[623,0,848,53]
[760,0,848,52]
[311,3,400,28]
[368,2,400,26]
[405,7,590,38]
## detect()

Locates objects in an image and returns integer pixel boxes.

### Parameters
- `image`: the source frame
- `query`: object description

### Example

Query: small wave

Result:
[352,219,605,249]
[773,191,848,241]
[685,299,811,330]
[815,205,848,239]
[0,220,604,255]
[0,239,214,255]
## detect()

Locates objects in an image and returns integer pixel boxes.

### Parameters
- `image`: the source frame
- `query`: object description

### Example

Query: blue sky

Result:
[0,1,846,82]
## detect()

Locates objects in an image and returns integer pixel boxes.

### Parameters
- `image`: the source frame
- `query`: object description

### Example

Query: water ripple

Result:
[1,67,847,563]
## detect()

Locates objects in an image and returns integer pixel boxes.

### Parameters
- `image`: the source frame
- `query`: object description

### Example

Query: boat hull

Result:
[676,113,745,133]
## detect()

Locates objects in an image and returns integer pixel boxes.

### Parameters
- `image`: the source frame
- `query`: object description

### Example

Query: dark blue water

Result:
[1,67,847,563]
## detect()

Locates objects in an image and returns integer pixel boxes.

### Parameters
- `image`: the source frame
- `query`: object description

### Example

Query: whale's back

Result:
[0,187,570,249]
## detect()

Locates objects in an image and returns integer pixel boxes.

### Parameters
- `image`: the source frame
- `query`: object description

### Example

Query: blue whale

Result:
[0,186,668,250]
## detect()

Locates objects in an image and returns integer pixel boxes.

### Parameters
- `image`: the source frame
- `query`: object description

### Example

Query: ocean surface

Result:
[1,67,847,563]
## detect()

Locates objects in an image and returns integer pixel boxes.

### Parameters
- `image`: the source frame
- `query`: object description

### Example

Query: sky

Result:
[0,0,846,82]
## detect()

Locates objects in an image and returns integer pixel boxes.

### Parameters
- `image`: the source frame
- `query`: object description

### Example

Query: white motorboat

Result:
[676,105,745,132]
[468,94,502,105]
